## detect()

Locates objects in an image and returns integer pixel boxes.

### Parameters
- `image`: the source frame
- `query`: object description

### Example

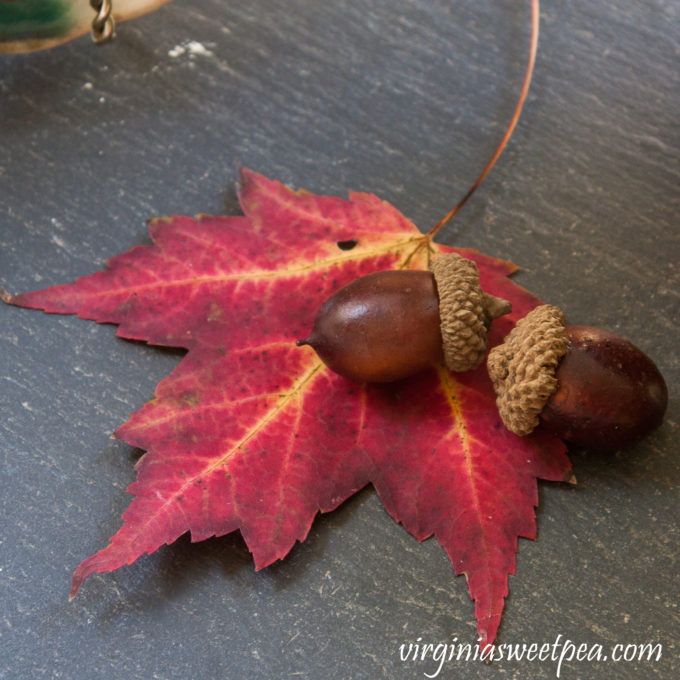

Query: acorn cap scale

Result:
[430,253,512,372]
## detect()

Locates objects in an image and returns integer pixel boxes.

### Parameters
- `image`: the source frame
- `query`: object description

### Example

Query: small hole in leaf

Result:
[336,239,358,251]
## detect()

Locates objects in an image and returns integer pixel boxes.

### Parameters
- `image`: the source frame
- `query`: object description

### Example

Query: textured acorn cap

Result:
[487,304,569,436]
[430,253,512,372]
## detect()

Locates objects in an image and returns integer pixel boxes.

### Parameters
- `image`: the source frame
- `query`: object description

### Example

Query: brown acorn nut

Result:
[487,305,668,450]
[297,253,512,383]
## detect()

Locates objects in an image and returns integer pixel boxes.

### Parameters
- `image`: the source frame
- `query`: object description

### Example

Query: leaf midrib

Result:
[94,234,429,299]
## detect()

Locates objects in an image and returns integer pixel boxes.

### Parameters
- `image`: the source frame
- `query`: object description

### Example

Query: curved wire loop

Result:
[91,0,116,45]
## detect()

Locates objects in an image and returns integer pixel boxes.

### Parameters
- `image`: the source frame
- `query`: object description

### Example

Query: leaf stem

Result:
[427,0,540,238]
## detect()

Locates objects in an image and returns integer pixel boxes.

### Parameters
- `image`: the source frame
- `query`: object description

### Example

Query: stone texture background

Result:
[1,1,678,678]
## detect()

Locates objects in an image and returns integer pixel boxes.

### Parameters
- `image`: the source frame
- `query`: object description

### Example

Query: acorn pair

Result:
[297,253,667,450]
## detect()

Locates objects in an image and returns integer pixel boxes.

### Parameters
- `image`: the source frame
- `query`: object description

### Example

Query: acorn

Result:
[297,253,512,382]
[487,305,668,450]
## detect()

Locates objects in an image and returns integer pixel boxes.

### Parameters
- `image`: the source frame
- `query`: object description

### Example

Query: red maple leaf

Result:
[3,169,571,648]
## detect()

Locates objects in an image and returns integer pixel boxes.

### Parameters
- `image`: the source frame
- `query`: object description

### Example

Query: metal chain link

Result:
[90,0,115,45]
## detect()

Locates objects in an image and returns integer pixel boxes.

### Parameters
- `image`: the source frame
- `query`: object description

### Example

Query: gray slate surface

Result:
[1,1,678,679]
